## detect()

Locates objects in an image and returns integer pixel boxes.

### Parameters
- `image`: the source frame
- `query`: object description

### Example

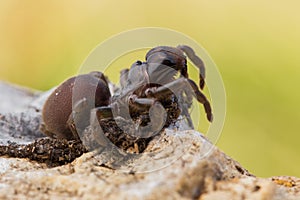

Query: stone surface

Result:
[0,81,51,145]
[0,82,299,200]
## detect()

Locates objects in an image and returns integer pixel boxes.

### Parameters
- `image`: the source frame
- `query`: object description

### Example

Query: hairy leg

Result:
[145,77,213,122]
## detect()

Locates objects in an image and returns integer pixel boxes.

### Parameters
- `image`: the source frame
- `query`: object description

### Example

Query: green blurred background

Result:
[0,1,299,177]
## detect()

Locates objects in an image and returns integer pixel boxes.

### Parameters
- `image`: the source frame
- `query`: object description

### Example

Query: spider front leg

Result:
[177,45,206,90]
[127,95,167,138]
[92,97,167,139]
[145,77,213,123]
[67,98,94,141]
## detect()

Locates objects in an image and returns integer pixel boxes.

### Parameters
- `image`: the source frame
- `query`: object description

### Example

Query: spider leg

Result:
[128,94,155,111]
[91,96,166,139]
[177,45,206,90]
[186,79,213,122]
[145,84,194,128]
[87,108,112,149]
[145,77,213,122]
[93,106,114,120]
[128,95,167,138]
[67,98,92,141]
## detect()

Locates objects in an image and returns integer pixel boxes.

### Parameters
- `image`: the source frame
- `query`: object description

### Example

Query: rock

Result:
[0,81,37,113]
[0,82,299,200]
[0,81,51,145]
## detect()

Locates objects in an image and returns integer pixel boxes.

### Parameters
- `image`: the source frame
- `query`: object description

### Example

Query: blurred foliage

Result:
[0,0,299,177]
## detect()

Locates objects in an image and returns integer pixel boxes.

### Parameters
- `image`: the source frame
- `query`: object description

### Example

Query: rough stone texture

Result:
[0,81,299,200]
[0,81,50,145]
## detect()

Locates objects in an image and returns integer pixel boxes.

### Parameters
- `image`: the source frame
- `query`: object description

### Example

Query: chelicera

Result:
[41,45,213,145]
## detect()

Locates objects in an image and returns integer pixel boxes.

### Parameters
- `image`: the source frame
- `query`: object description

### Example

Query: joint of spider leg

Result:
[145,87,156,98]
[127,95,137,105]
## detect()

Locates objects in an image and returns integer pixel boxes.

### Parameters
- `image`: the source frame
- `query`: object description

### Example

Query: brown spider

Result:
[41,45,213,143]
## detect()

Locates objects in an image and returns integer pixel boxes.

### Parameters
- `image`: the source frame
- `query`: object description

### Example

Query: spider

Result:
[40,45,213,145]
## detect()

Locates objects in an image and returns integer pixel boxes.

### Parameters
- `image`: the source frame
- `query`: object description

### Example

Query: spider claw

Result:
[207,113,213,122]
[200,77,205,90]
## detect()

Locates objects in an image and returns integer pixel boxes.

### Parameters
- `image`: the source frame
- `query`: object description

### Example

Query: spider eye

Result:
[136,60,142,65]
[162,59,175,66]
